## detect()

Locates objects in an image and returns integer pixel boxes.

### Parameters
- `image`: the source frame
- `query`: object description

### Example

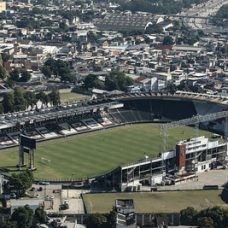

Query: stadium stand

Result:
[82,118,103,130]
[7,132,20,144]
[58,123,77,136]
[0,135,15,148]
[97,117,113,126]
[36,126,59,139]
[70,121,89,132]
[0,92,227,149]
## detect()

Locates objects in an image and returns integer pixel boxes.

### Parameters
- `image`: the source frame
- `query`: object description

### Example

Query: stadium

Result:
[0,91,227,190]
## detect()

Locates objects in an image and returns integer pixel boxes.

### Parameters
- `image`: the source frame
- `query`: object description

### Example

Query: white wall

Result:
[0,175,3,194]
[195,161,210,173]
[150,174,163,185]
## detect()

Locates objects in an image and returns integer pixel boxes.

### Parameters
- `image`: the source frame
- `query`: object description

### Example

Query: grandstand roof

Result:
[0,100,119,130]
[112,91,228,106]
[0,91,227,131]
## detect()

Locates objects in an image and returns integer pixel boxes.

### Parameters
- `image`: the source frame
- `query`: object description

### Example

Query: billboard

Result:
[20,135,36,150]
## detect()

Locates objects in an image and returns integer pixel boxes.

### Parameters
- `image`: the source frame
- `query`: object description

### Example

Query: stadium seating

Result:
[109,109,153,123]
[7,132,20,144]
[70,121,88,132]
[58,123,77,136]
[82,118,103,130]
[0,94,226,149]
[36,126,59,139]
[24,130,43,140]
[97,117,113,126]
[0,135,15,148]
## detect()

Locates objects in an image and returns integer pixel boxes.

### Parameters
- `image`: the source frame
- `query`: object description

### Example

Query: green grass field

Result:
[0,123,212,179]
[59,89,89,103]
[83,190,228,213]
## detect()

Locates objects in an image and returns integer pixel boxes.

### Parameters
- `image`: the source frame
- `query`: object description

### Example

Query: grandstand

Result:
[0,91,227,149]
[92,135,227,192]
[0,91,227,187]
[0,100,123,149]
[108,92,228,133]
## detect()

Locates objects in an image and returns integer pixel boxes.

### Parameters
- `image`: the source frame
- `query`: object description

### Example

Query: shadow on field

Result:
[0,166,20,172]
[221,183,228,203]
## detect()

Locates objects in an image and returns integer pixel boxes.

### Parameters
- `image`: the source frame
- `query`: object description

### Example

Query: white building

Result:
[0,175,3,194]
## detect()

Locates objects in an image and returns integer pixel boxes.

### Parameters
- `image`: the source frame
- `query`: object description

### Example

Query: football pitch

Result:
[0,123,212,179]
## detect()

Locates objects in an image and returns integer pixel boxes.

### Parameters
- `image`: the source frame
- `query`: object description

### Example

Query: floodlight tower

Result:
[160,111,228,172]
[161,111,228,153]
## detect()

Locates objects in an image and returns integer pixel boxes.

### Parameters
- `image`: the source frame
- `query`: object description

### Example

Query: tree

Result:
[197,207,224,228]
[180,206,228,228]
[107,207,117,227]
[14,87,27,111]
[0,220,17,228]
[1,53,11,63]
[216,4,228,19]
[44,58,57,76]
[60,11,75,24]
[49,89,60,106]
[3,92,14,113]
[0,103,4,114]
[16,17,40,29]
[87,31,98,43]
[84,74,103,90]
[10,69,20,82]
[165,82,177,94]
[36,91,49,105]
[223,209,228,227]
[59,21,68,32]
[5,78,15,88]
[84,214,107,228]
[33,207,47,225]
[11,205,33,228]
[57,60,73,82]
[145,23,163,34]
[43,58,72,82]
[41,65,52,78]
[105,71,133,91]
[61,73,75,83]
[180,207,197,225]
[35,0,49,6]
[20,70,31,82]
[9,170,33,197]
[24,91,37,107]
[163,36,174,45]
[0,64,8,79]
[197,217,214,228]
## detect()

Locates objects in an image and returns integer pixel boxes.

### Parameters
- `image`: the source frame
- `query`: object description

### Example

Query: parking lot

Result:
[158,169,228,191]
[31,184,87,214]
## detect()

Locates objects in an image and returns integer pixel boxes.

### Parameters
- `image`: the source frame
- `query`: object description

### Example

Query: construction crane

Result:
[160,110,228,153]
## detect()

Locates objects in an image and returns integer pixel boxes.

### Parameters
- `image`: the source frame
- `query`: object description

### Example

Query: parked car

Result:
[59,204,69,210]
[10,193,17,199]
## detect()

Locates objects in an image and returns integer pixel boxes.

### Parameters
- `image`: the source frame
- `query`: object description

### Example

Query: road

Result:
[180,0,228,32]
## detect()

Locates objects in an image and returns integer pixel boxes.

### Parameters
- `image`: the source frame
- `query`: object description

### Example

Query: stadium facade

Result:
[93,135,227,191]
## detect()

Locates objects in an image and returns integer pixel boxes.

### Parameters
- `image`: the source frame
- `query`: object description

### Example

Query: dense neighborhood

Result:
[0,0,227,227]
